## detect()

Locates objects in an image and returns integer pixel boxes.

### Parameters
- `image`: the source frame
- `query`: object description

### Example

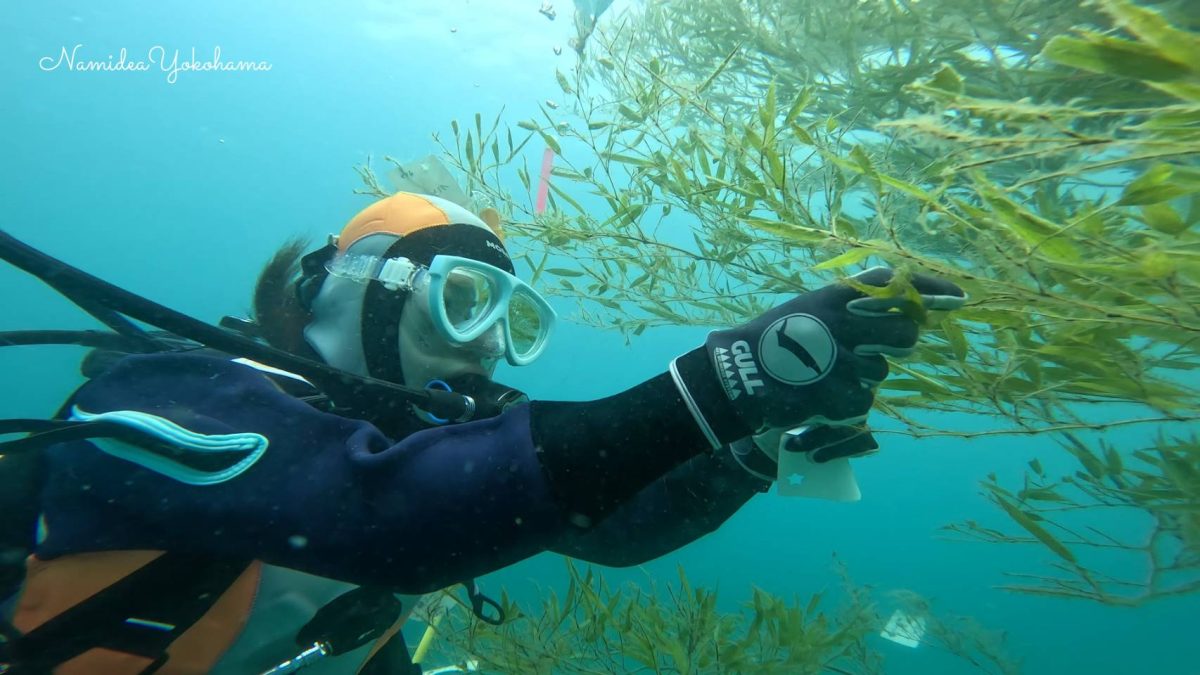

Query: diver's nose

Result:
[463,322,506,359]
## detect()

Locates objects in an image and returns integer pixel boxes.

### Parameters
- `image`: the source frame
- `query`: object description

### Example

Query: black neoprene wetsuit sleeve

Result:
[550,446,768,566]
[530,347,752,523]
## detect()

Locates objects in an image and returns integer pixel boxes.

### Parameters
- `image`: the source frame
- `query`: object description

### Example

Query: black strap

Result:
[4,552,251,673]
[464,579,505,626]
[294,243,337,312]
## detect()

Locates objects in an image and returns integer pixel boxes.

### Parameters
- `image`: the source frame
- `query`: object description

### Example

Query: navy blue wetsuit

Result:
[36,352,764,593]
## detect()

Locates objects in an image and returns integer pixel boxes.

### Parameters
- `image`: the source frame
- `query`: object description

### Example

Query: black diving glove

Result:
[670,268,965,448]
[731,424,881,482]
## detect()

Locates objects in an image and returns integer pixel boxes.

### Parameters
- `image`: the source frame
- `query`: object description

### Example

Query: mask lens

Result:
[442,266,497,335]
[507,292,545,357]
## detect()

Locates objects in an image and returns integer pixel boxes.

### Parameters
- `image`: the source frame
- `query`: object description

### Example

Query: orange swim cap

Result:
[336,192,504,252]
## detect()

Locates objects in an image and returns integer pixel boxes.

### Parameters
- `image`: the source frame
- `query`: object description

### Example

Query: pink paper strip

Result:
[535,146,555,214]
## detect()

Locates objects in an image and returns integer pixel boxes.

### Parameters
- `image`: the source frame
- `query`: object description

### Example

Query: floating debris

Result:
[388,155,472,208]
[880,609,927,648]
[539,2,556,20]
[545,99,559,109]
[553,45,563,55]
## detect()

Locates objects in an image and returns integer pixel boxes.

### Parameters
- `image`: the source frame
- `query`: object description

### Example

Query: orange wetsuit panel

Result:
[13,551,262,675]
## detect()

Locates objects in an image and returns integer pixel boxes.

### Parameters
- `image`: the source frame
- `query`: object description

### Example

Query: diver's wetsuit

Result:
[35,351,763,592]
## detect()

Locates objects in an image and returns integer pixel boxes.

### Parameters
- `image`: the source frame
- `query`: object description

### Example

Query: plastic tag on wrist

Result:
[776,427,862,501]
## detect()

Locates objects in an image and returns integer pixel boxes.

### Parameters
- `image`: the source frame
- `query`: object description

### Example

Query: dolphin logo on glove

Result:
[773,317,820,372]
[758,313,837,386]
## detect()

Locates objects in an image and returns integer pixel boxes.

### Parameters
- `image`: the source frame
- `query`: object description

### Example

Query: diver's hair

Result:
[252,238,320,359]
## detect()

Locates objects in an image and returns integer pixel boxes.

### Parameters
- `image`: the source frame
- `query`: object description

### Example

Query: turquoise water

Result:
[2,1,1197,673]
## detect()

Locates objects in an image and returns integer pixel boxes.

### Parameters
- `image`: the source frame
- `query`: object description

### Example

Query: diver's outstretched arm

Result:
[548,446,767,567]
[34,270,962,590]
[35,352,720,592]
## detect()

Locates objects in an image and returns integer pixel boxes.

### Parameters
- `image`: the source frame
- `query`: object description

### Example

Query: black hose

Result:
[0,229,472,422]
[0,330,146,352]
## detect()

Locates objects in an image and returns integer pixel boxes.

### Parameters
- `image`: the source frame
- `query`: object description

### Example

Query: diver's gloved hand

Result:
[669,267,965,448]
[731,425,880,482]
[758,424,881,463]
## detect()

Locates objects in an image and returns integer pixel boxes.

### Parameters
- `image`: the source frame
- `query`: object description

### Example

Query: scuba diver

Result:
[0,191,965,674]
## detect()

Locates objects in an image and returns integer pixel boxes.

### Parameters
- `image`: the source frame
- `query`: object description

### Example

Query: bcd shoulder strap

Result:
[2,553,252,675]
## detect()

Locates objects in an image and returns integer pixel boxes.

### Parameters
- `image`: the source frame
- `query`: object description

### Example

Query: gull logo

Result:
[713,341,764,400]
[758,314,837,385]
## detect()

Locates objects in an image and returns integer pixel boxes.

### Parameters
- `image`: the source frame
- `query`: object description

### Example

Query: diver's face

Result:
[396,296,500,387]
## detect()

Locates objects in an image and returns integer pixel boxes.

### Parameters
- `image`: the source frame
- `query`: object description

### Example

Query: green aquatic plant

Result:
[946,432,1200,605]
[359,0,1200,604]
[409,0,1200,431]
[417,560,1017,674]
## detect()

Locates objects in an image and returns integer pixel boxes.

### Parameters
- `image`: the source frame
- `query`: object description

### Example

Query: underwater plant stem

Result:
[872,415,1196,438]
[882,245,1199,332]
[1011,148,1200,190]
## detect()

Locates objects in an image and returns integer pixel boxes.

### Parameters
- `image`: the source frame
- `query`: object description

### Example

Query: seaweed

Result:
[361,0,1200,607]
[415,560,1018,674]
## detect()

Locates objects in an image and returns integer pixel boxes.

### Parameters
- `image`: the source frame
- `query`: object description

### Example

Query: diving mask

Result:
[326,252,556,366]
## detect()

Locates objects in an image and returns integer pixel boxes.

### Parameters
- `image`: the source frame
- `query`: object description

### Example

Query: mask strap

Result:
[360,238,414,386]
[295,243,338,311]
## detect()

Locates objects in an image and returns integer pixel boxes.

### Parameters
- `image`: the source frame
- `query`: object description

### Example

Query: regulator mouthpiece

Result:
[445,373,529,418]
